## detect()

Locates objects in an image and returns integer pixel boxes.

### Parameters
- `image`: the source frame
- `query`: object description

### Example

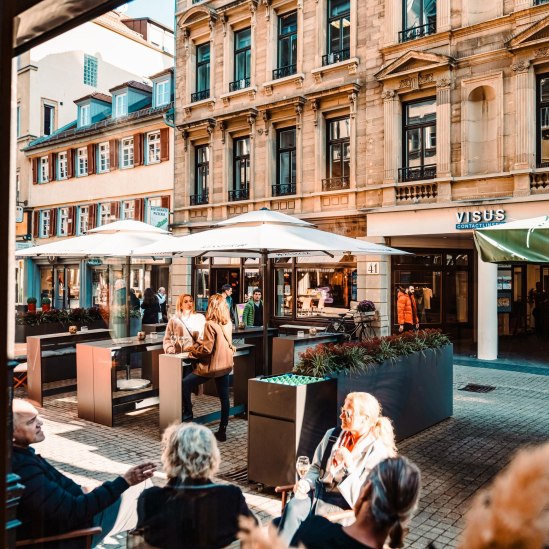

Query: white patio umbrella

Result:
[134,208,407,373]
[17,220,176,335]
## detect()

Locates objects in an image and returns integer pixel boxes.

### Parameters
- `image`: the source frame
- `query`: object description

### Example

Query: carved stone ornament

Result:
[221,14,228,36]
[219,121,226,144]
[535,48,549,58]
[511,60,530,73]
[381,90,396,100]
[295,104,303,129]
[310,99,319,126]
[262,110,271,135]
[436,77,452,88]
[399,78,412,89]
[349,91,358,119]
[184,106,192,118]
[418,73,434,85]
[182,130,189,152]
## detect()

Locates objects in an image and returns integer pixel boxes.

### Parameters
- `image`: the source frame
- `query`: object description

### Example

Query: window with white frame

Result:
[100,203,112,225]
[58,207,70,236]
[98,142,110,173]
[78,206,89,234]
[77,147,88,176]
[115,93,128,118]
[154,79,170,107]
[147,131,161,164]
[80,104,91,127]
[58,152,68,180]
[122,200,135,220]
[40,156,49,183]
[40,210,50,238]
[121,137,134,168]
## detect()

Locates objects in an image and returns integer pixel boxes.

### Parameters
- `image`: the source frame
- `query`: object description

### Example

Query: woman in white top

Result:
[163,294,206,354]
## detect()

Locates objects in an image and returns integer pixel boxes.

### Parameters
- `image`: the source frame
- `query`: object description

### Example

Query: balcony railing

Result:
[190,192,209,206]
[322,48,350,66]
[534,0,549,5]
[228,187,249,201]
[399,21,436,43]
[396,183,438,203]
[322,176,350,191]
[191,89,210,103]
[531,172,549,193]
[399,164,436,182]
[229,77,250,92]
[272,64,297,80]
[272,182,296,196]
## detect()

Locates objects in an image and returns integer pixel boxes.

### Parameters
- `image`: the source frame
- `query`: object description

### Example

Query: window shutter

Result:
[135,198,145,221]
[67,149,74,179]
[112,202,120,220]
[87,144,96,174]
[32,158,38,184]
[48,153,55,181]
[160,128,169,162]
[109,139,119,170]
[160,195,170,210]
[33,211,40,237]
[49,209,57,237]
[68,206,76,236]
[88,204,97,230]
[134,134,143,166]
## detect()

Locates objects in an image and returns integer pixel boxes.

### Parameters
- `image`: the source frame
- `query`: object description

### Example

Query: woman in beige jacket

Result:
[163,294,206,354]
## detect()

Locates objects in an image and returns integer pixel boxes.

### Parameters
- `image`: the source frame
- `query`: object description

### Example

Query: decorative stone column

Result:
[477,256,498,360]
[382,90,400,185]
[436,77,452,202]
[512,60,534,171]
[437,0,451,32]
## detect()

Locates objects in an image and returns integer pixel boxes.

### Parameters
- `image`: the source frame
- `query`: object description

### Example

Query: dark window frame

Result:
[400,0,437,43]
[274,126,297,196]
[325,0,350,63]
[325,117,351,187]
[193,42,210,102]
[43,103,55,136]
[231,28,251,91]
[274,11,297,80]
[193,144,209,204]
[537,73,549,168]
[232,137,250,199]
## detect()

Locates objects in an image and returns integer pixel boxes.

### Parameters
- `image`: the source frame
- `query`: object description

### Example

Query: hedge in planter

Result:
[293,329,453,441]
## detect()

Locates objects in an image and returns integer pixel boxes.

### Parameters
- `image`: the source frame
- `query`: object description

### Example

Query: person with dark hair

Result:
[397,286,419,333]
[130,288,141,312]
[221,284,235,323]
[141,287,161,324]
[242,288,263,327]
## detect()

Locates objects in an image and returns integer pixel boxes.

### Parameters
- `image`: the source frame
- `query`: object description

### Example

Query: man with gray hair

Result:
[12,399,156,547]
[157,286,168,322]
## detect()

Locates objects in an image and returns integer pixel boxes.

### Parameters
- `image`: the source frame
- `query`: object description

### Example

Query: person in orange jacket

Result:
[397,286,419,333]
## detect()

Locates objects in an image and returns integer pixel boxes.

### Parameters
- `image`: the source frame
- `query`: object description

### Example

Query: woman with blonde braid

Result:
[277,392,397,544]
[163,294,206,354]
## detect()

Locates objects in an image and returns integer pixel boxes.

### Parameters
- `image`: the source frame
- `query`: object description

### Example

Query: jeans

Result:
[183,372,230,428]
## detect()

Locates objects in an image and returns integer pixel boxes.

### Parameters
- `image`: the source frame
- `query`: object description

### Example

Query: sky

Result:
[123,0,175,29]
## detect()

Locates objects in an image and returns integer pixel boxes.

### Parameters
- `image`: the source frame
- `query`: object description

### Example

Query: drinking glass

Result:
[170,333,177,348]
[296,456,310,479]
[178,335,186,352]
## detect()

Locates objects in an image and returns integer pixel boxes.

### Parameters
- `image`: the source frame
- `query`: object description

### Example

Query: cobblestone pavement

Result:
[15,362,549,548]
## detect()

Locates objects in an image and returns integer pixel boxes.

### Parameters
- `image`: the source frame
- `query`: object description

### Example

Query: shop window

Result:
[78,206,89,235]
[121,137,134,168]
[147,131,161,164]
[274,11,297,79]
[230,137,250,201]
[400,0,436,43]
[401,98,436,182]
[77,147,88,177]
[230,28,251,92]
[195,267,210,312]
[274,128,296,196]
[537,75,549,168]
[39,156,49,183]
[58,152,68,180]
[324,0,350,66]
[275,268,293,317]
[98,142,110,173]
[192,144,209,205]
[325,117,350,190]
[192,43,210,102]
[393,271,442,325]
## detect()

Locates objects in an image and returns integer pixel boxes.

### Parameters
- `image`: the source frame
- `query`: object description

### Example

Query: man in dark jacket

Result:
[12,399,156,547]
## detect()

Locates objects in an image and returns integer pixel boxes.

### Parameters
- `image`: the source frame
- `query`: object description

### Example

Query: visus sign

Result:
[456,209,506,230]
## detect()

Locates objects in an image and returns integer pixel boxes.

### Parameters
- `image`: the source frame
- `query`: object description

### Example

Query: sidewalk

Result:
[14,360,549,548]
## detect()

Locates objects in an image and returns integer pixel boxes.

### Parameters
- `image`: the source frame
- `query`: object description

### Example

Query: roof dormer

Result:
[150,68,174,108]
[73,92,112,129]
[109,81,153,119]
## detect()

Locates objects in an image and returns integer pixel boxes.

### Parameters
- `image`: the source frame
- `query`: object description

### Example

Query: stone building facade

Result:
[173,0,549,357]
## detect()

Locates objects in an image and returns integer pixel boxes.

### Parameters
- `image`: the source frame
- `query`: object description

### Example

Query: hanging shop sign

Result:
[87,258,103,266]
[455,209,506,230]
[16,206,24,223]
[149,206,170,229]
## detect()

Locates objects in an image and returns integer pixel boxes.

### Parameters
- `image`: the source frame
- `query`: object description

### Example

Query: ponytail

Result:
[388,520,404,548]
[374,416,397,457]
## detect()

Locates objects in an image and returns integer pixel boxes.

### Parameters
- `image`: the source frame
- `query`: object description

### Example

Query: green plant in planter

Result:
[26,297,37,305]
[41,297,51,305]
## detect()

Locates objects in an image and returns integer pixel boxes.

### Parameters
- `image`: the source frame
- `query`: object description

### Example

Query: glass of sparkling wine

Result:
[296,456,310,480]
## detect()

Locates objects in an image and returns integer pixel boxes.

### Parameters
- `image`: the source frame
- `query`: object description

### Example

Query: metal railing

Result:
[399,21,436,43]
[191,89,210,102]
[229,77,250,92]
[190,192,209,206]
[322,176,350,191]
[228,187,249,201]
[322,49,350,66]
[272,64,297,80]
[272,182,296,196]
[398,164,436,182]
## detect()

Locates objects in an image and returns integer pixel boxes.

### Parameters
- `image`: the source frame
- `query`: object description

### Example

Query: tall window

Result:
[98,142,110,173]
[43,103,55,136]
[79,104,91,127]
[274,12,297,79]
[193,145,209,205]
[58,152,67,180]
[77,147,88,176]
[325,118,350,189]
[121,137,134,168]
[324,0,350,66]
[193,43,210,102]
[58,207,70,236]
[537,75,549,167]
[84,54,98,86]
[39,156,49,183]
[275,128,296,196]
[115,93,128,118]
[155,79,171,107]
[231,28,251,91]
[122,200,135,220]
[100,203,112,225]
[401,98,437,181]
[147,131,161,164]
[40,210,50,238]
[400,0,436,42]
[78,206,89,234]
[17,104,21,137]
[230,137,250,201]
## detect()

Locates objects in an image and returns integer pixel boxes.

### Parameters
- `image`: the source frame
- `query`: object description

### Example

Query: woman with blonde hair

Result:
[183,294,236,442]
[163,294,206,354]
[137,423,255,548]
[277,391,397,544]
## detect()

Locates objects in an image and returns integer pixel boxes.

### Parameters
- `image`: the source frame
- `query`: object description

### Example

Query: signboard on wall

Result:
[16,206,24,223]
[149,206,169,229]
[455,208,506,230]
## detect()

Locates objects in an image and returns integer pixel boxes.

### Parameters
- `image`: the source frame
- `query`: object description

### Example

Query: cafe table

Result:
[232,326,278,375]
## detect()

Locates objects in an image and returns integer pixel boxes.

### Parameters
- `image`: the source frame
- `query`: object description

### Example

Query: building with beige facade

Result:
[172,0,549,358]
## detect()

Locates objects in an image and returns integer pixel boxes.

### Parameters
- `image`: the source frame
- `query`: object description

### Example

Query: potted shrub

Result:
[41,297,51,312]
[27,297,37,314]
[356,299,376,318]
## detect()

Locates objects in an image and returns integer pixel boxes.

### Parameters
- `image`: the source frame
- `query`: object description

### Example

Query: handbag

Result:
[193,322,234,377]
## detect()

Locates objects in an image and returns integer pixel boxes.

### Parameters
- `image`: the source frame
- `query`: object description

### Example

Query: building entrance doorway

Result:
[211,268,241,300]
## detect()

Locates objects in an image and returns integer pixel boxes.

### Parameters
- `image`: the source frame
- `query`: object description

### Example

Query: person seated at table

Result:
[137,422,256,549]
[276,392,397,544]
[243,288,263,327]
[184,294,236,442]
[141,287,161,324]
[12,398,156,548]
[164,294,206,354]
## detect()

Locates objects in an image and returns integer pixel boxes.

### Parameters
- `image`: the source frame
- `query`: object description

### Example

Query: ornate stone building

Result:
[173,0,549,358]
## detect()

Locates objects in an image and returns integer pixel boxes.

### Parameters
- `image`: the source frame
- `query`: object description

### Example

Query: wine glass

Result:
[178,335,186,353]
[170,332,177,350]
[296,456,310,480]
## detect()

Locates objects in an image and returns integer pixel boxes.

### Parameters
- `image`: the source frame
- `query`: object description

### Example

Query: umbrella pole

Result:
[126,256,131,337]
[261,250,270,376]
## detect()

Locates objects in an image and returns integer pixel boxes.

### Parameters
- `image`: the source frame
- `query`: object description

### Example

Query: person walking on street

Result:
[221,284,235,324]
[141,288,161,325]
[397,286,419,333]
[243,289,263,327]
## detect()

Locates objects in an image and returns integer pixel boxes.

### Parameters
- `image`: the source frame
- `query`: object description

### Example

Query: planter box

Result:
[248,374,337,487]
[335,344,453,441]
[15,320,107,343]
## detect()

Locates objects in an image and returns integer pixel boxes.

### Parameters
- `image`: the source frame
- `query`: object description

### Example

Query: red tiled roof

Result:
[109,80,152,94]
